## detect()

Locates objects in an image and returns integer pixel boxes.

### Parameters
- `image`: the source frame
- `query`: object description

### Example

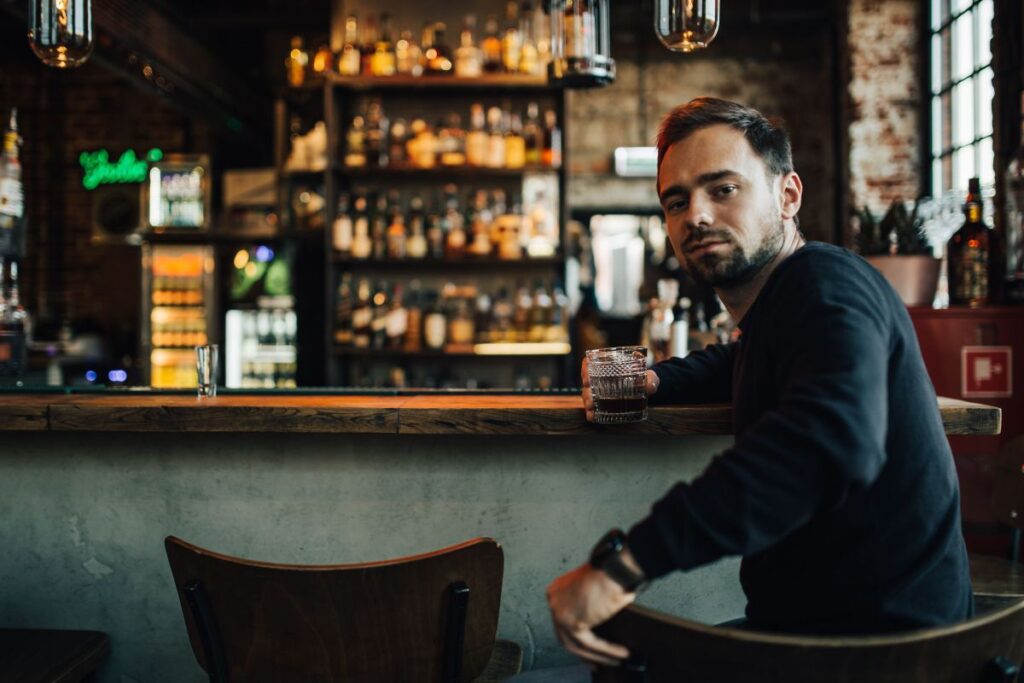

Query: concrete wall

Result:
[0,431,741,681]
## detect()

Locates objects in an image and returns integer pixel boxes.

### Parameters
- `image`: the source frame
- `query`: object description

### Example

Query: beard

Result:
[681,214,785,288]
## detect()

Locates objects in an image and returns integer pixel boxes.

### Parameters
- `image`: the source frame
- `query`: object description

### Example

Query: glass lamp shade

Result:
[548,0,615,88]
[655,0,720,53]
[28,0,93,69]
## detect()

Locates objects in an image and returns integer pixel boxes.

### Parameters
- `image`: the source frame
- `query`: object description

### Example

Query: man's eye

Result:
[715,185,737,197]
[667,200,687,213]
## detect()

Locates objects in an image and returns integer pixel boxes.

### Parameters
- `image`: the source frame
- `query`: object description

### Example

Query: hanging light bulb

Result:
[28,0,93,69]
[548,0,615,88]
[655,0,720,53]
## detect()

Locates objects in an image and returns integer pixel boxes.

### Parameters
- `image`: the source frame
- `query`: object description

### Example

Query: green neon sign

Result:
[79,148,164,190]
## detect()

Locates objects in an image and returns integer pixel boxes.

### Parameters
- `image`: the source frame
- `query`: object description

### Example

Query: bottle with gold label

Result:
[338,14,362,76]
[465,104,488,167]
[505,112,526,169]
[371,13,397,76]
[482,15,503,73]
[285,36,309,87]
[501,1,522,73]
[947,177,991,307]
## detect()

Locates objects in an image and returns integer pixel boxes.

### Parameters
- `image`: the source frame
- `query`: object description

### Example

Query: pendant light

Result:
[548,0,615,88]
[654,0,720,53]
[28,0,93,69]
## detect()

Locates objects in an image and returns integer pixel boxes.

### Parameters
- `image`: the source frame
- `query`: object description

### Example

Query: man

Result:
[547,97,972,667]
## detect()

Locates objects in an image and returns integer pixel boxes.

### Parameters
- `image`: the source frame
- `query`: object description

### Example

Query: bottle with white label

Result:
[0,108,24,234]
[332,194,353,254]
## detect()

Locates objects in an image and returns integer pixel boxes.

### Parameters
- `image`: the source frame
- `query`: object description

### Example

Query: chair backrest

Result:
[165,536,503,683]
[592,600,1024,683]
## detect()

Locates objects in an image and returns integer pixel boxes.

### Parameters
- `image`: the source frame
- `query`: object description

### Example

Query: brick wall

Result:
[0,55,201,359]
[567,37,838,244]
[846,0,923,220]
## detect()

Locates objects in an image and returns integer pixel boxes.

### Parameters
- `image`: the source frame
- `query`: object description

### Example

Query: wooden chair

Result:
[165,536,521,683]
[971,435,1024,610]
[590,599,1024,683]
[0,629,110,682]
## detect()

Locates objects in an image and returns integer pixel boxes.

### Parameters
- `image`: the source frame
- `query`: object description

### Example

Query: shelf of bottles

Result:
[148,246,210,389]
[284,3,553,89]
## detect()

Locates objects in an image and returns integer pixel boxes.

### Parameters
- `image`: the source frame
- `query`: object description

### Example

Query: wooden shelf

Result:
[332,256,563,270]
[334,344,570,358]
[335,165,558,179]
[325,74,553,91]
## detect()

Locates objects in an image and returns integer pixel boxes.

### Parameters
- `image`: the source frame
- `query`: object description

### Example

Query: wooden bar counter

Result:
[0,392,999,436]
[0,391,1000,683]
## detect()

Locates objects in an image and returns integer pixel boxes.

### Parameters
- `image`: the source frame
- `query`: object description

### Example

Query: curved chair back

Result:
[165,536,503,683]
[593,599,1024,683]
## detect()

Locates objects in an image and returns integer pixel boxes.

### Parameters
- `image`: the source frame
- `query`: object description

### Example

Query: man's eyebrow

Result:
[658,169,743,204]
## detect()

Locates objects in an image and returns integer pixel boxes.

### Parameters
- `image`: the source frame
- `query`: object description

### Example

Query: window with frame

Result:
[929,0,995,198]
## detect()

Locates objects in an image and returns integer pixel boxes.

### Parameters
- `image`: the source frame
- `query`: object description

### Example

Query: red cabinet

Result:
[910,306,1024,553]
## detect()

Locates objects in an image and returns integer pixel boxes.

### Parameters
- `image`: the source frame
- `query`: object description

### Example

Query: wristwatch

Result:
[589,528,648,593]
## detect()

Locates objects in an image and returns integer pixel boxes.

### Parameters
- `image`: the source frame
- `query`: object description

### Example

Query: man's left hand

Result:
[546,563,635,666]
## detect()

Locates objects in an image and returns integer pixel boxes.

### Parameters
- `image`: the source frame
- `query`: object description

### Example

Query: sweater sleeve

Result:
[649,343,738,406]
[628,258,892,580]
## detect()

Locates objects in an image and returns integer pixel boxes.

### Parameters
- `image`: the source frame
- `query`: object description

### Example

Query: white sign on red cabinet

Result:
[961,346,1013,399]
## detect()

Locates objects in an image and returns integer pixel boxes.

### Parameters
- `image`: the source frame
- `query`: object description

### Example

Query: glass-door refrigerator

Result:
[141,243,217,388]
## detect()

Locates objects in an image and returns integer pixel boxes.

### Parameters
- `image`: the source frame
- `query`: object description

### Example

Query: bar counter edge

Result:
[0,393,1000,436]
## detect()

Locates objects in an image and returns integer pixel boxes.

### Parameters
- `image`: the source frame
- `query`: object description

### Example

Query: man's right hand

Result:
[582,359,660,423]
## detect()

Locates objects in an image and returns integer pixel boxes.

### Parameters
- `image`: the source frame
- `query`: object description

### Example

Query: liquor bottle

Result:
[529,283,551,342]
[448,297,476,350]
[285,36,309,87]
[670,296,691,359]
[312,44,333,75]
[371,13,397,76]
[486,106,507,168]
[423,291,447,350]
[407,197,428,259]
[404,280,424,351]
[564,0,597,62]
[338,14,362,76]
[466,104,489,167]
[518,1,539,75]
[365,98,389,167]
[386,283,408,349]
[542,109,562,168]
[408,118,436,169]
[423,23,454,75]
[549,285,569,342]
[332,193,353,254]
[947,177,992,307]
[371,281,389,349]
[371,194,389,260]
[360,14,379,76]
[468,190,493,257]
[523,102,543,166]
[351,195,373,259]
[334,273,354,345]
[444,188,467,259]
[492,287,514,341]
[345,114,367,168]
[438,113,467,167]
[388,118,409,167]
[532,1,552,69]
[352,278,373,348]
[426,213,445,259]
[386,205,407,259]
[501,1,522,73]
[514,283,533,342]
[474,293,493,342]
[482,16,503,73]
[455,14,483,78]
[1004,92,1024,304]
[505,112,527,169]
[0,109,24,236]
[395,28,422,76]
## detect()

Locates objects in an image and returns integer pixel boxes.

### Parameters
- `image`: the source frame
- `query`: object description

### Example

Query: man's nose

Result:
[683,195,713,231]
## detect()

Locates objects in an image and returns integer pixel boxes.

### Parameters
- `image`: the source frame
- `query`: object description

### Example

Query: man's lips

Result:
[687,240,729,256]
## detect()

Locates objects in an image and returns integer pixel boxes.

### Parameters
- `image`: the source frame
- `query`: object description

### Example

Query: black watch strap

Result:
[589,528,647,593]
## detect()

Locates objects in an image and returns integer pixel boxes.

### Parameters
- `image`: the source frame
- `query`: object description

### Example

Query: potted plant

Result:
[854,199,941,307]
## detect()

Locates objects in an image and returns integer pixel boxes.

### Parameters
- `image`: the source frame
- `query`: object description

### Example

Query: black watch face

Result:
[590,529,626,567]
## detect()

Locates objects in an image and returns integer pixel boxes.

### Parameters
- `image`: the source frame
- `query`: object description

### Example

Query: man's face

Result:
[658,124,786,288]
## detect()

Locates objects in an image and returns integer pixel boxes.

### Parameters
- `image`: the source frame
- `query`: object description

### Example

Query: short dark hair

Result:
[657,97,794,181]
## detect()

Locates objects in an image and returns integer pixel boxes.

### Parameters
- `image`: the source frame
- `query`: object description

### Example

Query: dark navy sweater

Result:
[627,242,973,634]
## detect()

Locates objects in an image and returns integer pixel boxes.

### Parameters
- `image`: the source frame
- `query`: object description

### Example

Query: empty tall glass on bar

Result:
[586,346,648,424]
[196,344,218,398]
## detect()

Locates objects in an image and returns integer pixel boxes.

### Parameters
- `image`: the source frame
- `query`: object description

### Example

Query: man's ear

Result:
[780,172,802,222]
